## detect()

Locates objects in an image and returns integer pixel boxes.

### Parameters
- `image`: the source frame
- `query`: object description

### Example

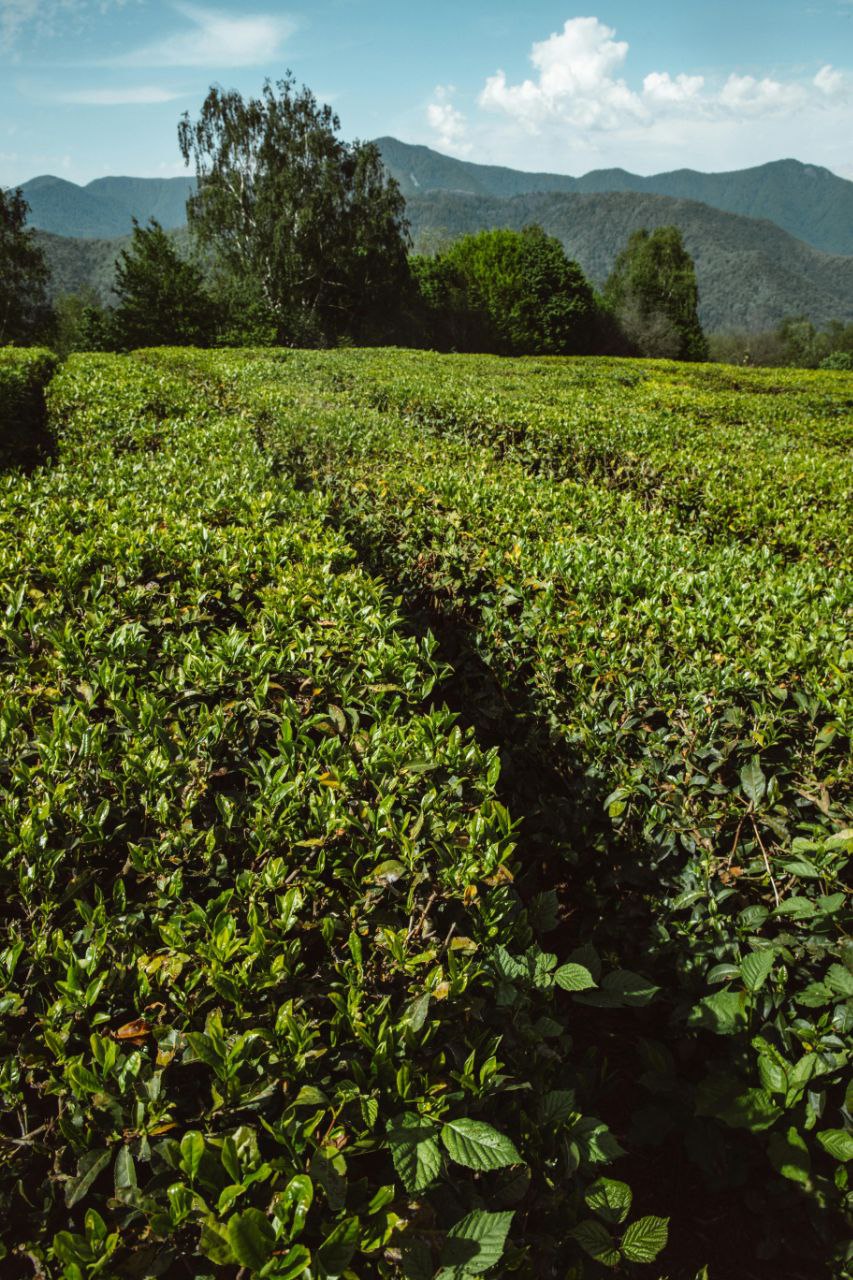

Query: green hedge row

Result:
[0,347,59,466]
[314,348,853,562]
[0,353,665,1278]
[204,347,852,1276]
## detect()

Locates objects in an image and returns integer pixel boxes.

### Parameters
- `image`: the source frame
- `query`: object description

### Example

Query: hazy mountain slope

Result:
[405,190,853,331]
[17,176,135,239]
[35,227,194,302]
[86,176,195,229]
[377,138,853,256]
[29,173,853,332]
[18,174,194,238]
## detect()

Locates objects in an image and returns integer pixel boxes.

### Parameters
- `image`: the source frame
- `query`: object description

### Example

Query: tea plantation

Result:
[0,347,850,1279]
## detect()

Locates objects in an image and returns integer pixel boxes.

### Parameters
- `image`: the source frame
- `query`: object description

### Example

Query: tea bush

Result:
[0,346,59,466]
[204,347,851,1276]
[0,354,666,1278]
[310,348,852,561]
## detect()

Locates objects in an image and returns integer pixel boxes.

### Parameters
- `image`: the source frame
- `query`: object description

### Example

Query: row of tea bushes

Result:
[0,353,664,1278]
[210,349,851,1274]
[315,348,852,563]
[0,347,59,467]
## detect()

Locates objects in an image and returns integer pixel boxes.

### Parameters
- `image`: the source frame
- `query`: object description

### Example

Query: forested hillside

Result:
[34,226,194,302]
[15,138,853,334]
[18,173,195,238]
[377,139,853,257]
[34,189,853,334]
[406,190,853,331]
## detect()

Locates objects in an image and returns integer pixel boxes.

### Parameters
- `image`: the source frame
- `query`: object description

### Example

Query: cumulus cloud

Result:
[642,71,705,106]
[814,63,844,94]
[425,16,853,175]
[718,73,804,113]
[117,4,296,68]
[426,85,471,155]
[476,17,824,136]
[480,18,644,131]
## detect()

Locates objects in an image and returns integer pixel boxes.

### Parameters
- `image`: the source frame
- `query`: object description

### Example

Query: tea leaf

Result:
[386,1114,442,1192]
[227,1208,275,1270]
[621,1215,669,1263]
[440,1118,522,1171]
[437,1209,514,1277]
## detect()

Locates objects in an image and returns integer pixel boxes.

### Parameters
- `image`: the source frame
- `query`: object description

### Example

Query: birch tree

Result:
[178,76,410,345]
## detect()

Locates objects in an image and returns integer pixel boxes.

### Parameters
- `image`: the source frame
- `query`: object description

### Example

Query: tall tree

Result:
[112,219,216,349]
[178,76,411,345]
[413,226,597,356]
[604,226,707,361]
[0,187,52,345]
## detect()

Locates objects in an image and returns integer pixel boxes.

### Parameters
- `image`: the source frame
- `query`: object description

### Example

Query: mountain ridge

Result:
[34,186,853,334]
[402,189,853,332]
[377,139,853,257]
[13,139,853,257]
[16,173,195,239]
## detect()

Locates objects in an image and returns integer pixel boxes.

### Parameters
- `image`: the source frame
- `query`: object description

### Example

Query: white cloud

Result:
[424,16,853,176]
[426,85,470,155]
[480,18,645,131]
[55,85,186,104]
[719,73,804,113]
[643,71,705,105]
[117,3,296,68]
[814,63,844,94]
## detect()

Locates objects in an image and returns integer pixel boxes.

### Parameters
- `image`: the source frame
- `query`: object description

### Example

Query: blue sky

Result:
[1,1,852,187]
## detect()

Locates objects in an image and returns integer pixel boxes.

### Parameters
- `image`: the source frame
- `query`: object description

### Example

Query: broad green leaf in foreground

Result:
[387,1113,442,1191]
[740,757,766,806]
[817,1129,853,1162]
[620,1215,670,1263]
[65,1150,111,1209]
[741,948,775,993]
[554,962,596,992]
[440,1118,522,1171]
[585,1177,633,1225]
[437,1210,515,1278]
[768,1127,811,1184]
[227,1208,275,1271]
[571,1220,620,1267]
[317,1216,359,1276]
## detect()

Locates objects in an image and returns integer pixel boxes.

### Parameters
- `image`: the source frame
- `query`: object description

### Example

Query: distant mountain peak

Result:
[376,139,853,257]
[17,173,195,240]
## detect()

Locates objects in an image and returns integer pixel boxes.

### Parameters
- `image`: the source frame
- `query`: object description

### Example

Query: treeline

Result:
[709,317,853,370]
[2,76,706,363]
[2,74,851,369]
[4,207,706,364]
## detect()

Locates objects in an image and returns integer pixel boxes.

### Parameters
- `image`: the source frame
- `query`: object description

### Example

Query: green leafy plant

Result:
[0,350,666,1278]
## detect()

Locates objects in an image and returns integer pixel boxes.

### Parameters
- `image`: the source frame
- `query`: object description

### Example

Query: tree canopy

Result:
[412,226,597,356]
[0,187,52,346]
[604,226,707,361]
[112,219,216,350]
[178,76,411,345]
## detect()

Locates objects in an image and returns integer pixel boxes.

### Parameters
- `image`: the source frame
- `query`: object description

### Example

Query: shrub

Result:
[413,226,598,355]
[0,346,58,465]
